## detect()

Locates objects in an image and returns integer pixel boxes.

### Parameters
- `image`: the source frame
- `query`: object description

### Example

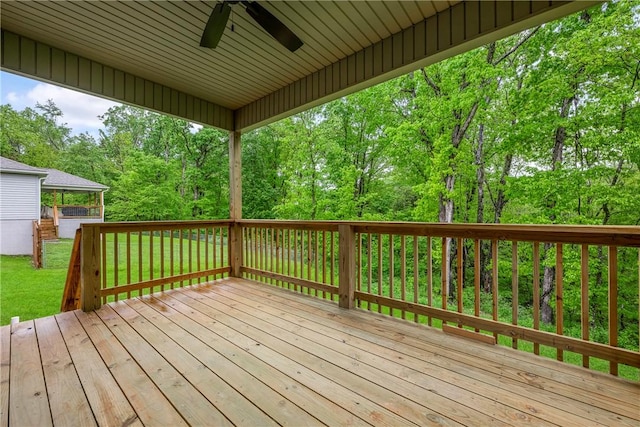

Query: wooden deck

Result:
[2,278,639,427]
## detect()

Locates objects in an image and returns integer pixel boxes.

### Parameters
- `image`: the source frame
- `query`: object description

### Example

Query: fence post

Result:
[81,224,101,311]
[338,224,356,309]
[229,222,243,277]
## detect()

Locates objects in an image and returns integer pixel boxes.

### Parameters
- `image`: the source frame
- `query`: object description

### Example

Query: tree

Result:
[108,151,184,221]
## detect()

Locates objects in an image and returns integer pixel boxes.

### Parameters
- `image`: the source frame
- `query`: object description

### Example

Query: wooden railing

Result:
[78,220,640,378]
[56,205,102,218]
[240,221,341,301]
[349,222,640,378]
[80,221,232,310]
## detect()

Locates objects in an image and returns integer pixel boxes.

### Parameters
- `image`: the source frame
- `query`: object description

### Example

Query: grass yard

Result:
[0,233,228,325]
[0,240,73,325]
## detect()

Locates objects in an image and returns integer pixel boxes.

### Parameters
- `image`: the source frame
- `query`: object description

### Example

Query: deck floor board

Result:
[9,321,52,427]
[207,283,598,426]
[219,279,640,425]
[2,277,639,426]
[34,316,95,427]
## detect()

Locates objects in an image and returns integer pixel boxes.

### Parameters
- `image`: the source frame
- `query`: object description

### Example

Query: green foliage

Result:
[108,151,185,221]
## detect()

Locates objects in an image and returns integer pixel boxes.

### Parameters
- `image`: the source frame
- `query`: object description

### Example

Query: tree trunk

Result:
[541,242,556,324]
[541,95,572,324]
[474,124,493,292]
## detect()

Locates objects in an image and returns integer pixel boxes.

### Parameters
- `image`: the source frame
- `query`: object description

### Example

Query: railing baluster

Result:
[276,229,281,287]
[389,234,394,317]
[179,229,184,287]
[205,227,210,282]
[492,239,498,341]
[609,246,618,376]
[377,234,382,313]
[512,241,518,349]
[427,236,432,326]
[556,243,564,361]
[150,232,154,288]
[533,242,540,355]
[213,227,219,279]
[367,234,372,310]
[265,228,270,283]
[188,229,193,286]
[357,233,362,308]
[160,229,165,289]
[271,228,275,284]
[401,235,406,320]
[315,230,320,285]
[330,231,335,300]
[113,233,119,302]
[413,236,419,322]
[287,229,292,289]
[196,228,201,284]
[474,239,480,332]
[263,228,267,282]
[170,230,174,289]
[126,232,131,299]
[257,227,261,280]
[441,238,447,318]
[220,226,225,277]
[242,227,247,279]
[293,229,298,291]
[307,230,312,293]
[457,237,463,323]
[581,244,589,368]
[102,231,107,304]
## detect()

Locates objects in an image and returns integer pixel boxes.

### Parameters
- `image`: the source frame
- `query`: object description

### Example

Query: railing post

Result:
[338,224,356,309]
[229,222,242,278]
[81,224,101,311]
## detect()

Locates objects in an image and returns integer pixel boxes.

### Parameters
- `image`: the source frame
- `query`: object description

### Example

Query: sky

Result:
[1,71,121,137]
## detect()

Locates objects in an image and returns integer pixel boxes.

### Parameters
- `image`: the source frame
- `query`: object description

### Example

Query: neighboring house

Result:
[0,157,48,255]
[0,156,108,255]
[41,168,108,239]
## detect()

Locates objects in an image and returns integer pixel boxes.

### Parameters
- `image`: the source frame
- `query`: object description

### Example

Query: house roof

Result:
[42,168,109,192]
[0,1,598,132]
[0,156,48,176]
[0,156,108,191]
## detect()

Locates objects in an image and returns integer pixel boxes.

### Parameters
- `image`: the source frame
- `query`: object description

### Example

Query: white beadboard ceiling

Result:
[1,1,594,131]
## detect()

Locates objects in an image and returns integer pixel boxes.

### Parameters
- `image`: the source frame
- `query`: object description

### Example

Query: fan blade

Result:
[200,2,232,48]
[244,1,303,52]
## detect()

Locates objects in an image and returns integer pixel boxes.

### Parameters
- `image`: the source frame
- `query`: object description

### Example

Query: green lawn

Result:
[0,233,227,324]
[1,249,70,325]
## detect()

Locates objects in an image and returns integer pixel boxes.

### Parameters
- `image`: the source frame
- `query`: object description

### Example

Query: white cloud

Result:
[6,92,20,103]
[23,83,119,134]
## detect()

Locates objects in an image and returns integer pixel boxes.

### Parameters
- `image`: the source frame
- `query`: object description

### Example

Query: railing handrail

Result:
[240,220,640,247]
[89,219,233,233]
[55,204,102,208]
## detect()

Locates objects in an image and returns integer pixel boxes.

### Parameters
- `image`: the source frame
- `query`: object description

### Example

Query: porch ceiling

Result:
[1,1,598,132]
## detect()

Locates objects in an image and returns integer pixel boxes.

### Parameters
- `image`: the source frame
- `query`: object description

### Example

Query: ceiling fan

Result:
[200,1,303,52]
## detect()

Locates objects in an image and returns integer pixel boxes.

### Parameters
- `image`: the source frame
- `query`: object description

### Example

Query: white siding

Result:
[0,173,40,220]
[58,218,101,239]
[0,220,34,255]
